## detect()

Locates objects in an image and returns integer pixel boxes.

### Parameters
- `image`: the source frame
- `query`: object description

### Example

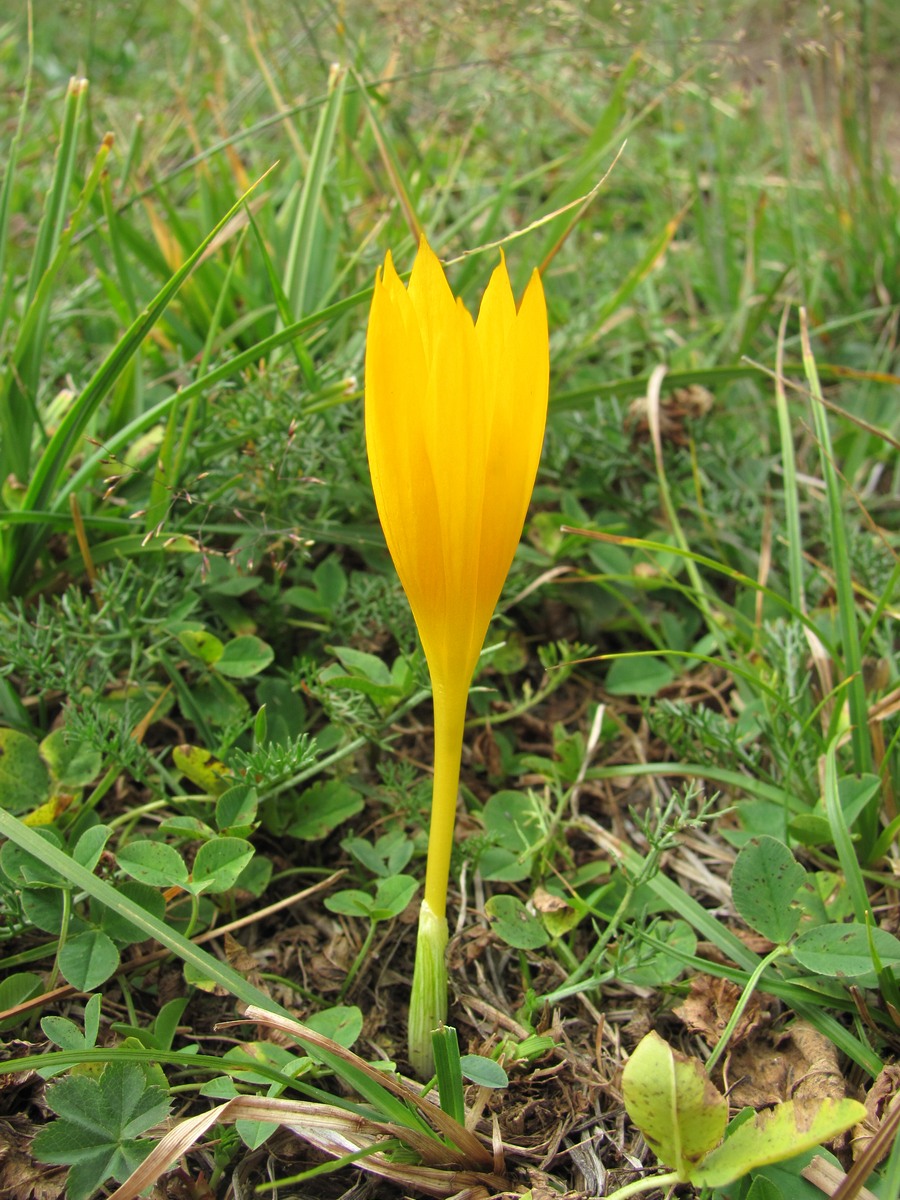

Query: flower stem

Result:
[422,676,469,918]
[409,675,468,1075]
[408,899,448,1077]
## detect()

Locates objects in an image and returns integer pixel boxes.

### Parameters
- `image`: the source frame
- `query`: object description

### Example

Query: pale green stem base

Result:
[603,1170,679,1200]
[408,899,448,1077]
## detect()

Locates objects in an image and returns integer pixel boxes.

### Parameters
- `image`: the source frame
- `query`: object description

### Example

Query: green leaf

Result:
[0,827,65,886]
[693,1098,866,1188]
[605,655,676,697]
[622,1031,728,1180]
[745,1177,787,1200]
[97,881,166,944]
[177,627,224,665]
[731,837,806,943]
[341,830,413,878]
[0,972,42,1031]
[324,888,374,918]
[233,854,272,898]
[58,929,121,990]
[330,645,393,686]
[189,837,255,894]
[40,728,103,789]
[172,744,232,796]
[731,1147,846,1200]
[253,704,268,746]
[0,807,293,1019]
[616,918,697,986]
[116,840,189,888]
[460,1055,509,1088]
[304,1005,362,1049]
[0,728,50,813]
[837,774,881,826]
[73,824,112,872]
[157,815,215,841]
[482,791,544,848]
[32,1060,170,1200]
[20,886,66,932]
[485,894,549,950]
[370,874,418,919]
[215,635,275,678]
[478,790,544,881]
[287,779,364,840]
[216,783,258,833]
[313,557,347,609]
[42,999,101,1052]
[792,923,900,981]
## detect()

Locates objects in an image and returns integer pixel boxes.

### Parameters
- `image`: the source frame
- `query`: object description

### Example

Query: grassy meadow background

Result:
[1,1,900,1197]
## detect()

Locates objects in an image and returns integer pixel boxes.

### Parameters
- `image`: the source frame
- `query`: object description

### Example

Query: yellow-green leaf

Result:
[622,1031,728,1180]
[173,744,232,796]
[692,1098,867,1188]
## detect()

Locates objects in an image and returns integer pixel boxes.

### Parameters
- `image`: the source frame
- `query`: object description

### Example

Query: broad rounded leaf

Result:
[332,646,393,686]
[178,628,224,665]
[746,1177,787,1200]
[305,1005,363,1048]
[0,972,43,1031]
[58,929,120,990]
[617,918,697,986]
[172,744,231,796]
[74,824,112,872]
[792,923,900,980]
[190,837,255,894]
[0,828,65,887]
[40,728,103,788]
[21,886,66,933]
[325,889,373,917]
[371,874,418,919]
[485,894,549,950]
[732,836,806,944]
[693,1098,866,1188]
[622,1030,727,1178]
[480,790,544,880]
[287,780,363,840]
[460,1055,509,1088]
[0,729,50,813]
[215,635,274,678]
[99,881,167,944]
[117,840,188,888]
[605,655,676,697]
[215,784,258,833]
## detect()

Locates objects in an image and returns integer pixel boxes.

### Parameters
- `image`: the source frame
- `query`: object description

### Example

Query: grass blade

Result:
[0,807,289,1017]
[800,310,873,794]
[1,166,274,597]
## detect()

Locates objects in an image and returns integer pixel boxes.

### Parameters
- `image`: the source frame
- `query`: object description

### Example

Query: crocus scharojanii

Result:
[365,236,549,1075]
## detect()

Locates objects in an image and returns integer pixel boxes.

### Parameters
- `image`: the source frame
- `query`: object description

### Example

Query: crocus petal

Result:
[365,238,549,691]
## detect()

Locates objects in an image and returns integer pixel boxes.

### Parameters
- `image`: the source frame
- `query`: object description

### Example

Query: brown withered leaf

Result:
[787,1022,845,1103]
[471,725,503,779]
[532,887,571,915]
[0,1116,67,1200]
[223,933,268,990]
[0,1042,42,1111]
[448,927,493,970]
[673,975,767,1048]
[626,385,714,445]
[852,1064,900,1162]
[724,1020,845,1110]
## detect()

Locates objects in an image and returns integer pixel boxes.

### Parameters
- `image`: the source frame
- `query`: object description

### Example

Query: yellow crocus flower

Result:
[365,236,549,1074]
